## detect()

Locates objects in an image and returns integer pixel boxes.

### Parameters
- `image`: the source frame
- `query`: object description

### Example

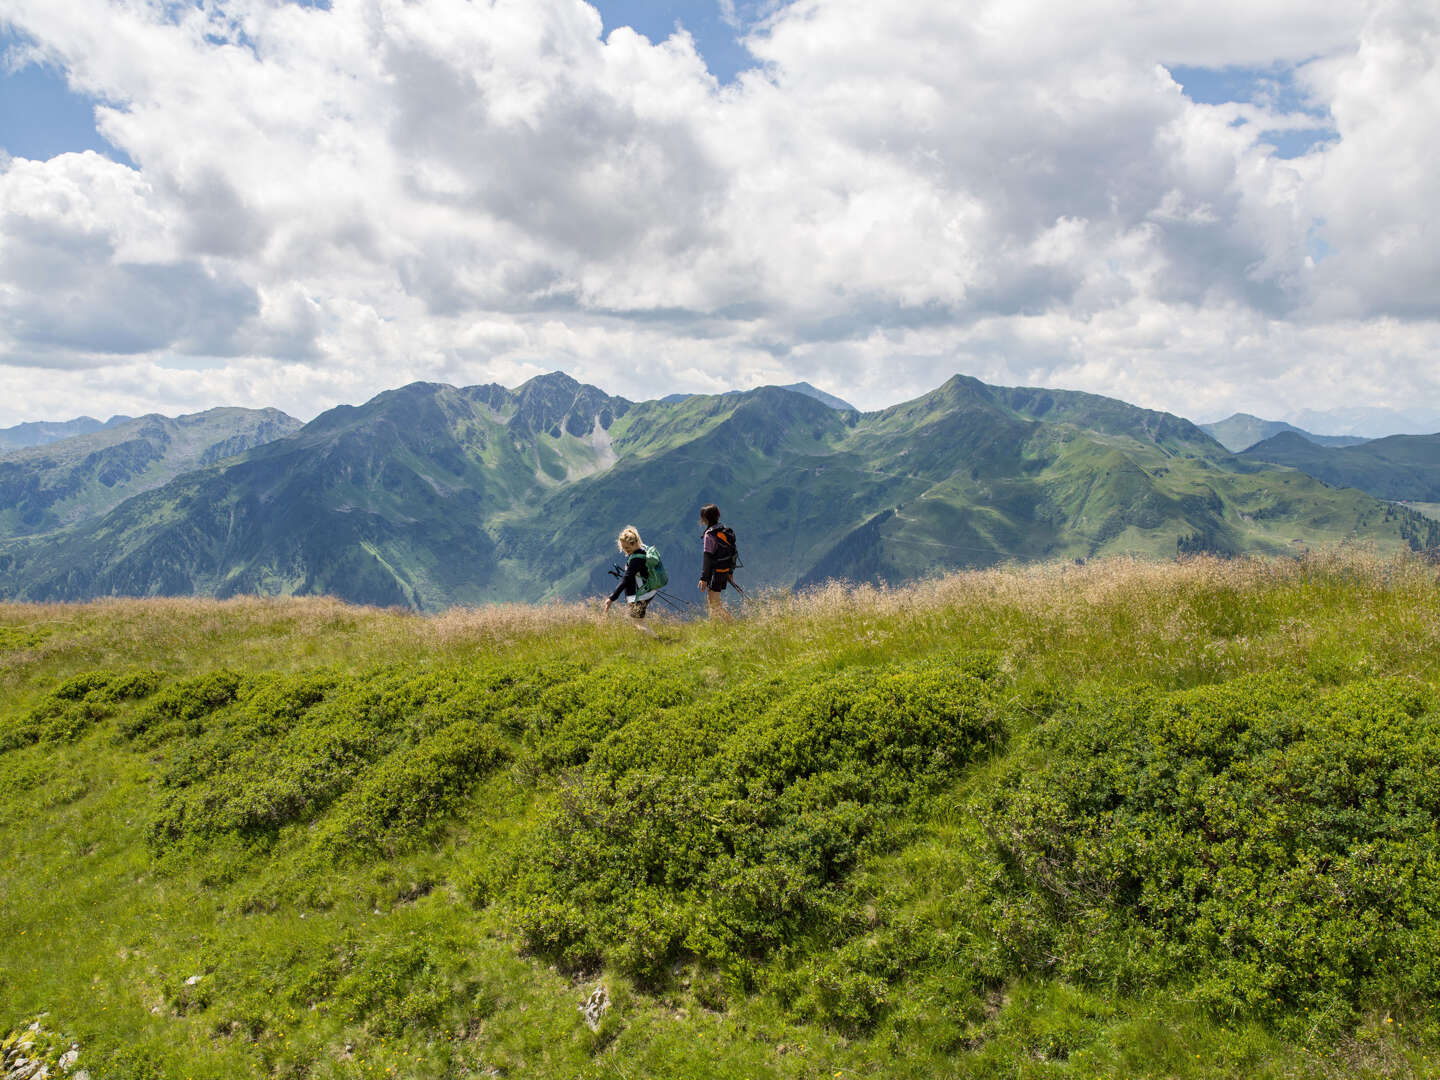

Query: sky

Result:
[0,0,1437,430]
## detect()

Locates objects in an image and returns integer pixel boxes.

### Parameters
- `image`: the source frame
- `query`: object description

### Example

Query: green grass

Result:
[3,551,1440,1078]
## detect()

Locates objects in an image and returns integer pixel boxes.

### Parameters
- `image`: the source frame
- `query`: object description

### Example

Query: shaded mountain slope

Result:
[0,376,631,608]
[1241,430,1440,501]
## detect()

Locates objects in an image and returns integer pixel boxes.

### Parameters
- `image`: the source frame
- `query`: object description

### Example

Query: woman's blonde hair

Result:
[617,526,642,554]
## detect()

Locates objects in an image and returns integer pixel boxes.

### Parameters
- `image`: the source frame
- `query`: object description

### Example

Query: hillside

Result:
[3,552,1439,1080]
[0,408,302,539]
[2,373,1438,609]
[1241,430,1440,502]
[1199,412,1370,452]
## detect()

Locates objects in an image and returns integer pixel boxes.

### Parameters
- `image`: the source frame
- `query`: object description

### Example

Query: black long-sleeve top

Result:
[608,548,647,602]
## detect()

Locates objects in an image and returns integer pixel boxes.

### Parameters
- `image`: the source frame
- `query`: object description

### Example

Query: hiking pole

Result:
[652,589,693,613]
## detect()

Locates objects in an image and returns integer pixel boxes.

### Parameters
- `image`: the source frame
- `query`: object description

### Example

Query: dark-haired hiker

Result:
[697,503,736,620]
[604,525,658,621]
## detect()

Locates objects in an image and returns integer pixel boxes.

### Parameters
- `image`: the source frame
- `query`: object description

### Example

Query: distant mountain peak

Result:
[1199,413,1371,452]
[512,371,628,437]
[777,381,856,412]
[664,380,858,411]
[520,370,582,391]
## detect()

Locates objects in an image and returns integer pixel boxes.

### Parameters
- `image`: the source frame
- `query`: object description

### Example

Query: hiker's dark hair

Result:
[700,504,720,527]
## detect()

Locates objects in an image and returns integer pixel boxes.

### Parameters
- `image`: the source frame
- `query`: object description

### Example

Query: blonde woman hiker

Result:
[603,525,663,623]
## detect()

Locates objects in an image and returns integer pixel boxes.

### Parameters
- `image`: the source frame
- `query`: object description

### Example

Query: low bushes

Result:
[314,718,511,857]
[1,667,163,751]
[975,673,1440,1035]
[512,655,1009,984]
[121,669,242,742]
[143,659,575,855]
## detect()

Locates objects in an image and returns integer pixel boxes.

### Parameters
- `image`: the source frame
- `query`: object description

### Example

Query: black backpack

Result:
[709,525,740,573]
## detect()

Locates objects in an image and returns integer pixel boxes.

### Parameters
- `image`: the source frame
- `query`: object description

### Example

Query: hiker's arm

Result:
[611,556,641,602]
[608,570,631,603]
[700,534,715,586]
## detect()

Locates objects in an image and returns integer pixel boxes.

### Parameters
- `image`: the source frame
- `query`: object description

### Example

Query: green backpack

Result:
[641,545,668,593]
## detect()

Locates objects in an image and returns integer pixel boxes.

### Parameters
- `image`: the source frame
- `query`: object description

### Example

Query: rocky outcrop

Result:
[1,1018,86,1080]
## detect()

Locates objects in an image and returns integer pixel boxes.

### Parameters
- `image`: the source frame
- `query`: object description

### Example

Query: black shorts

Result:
[708,575,730,593]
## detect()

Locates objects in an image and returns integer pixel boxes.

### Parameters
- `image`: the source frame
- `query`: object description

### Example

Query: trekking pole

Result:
[653,589,694,613]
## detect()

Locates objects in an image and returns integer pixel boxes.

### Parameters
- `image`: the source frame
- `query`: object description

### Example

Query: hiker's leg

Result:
[707,588,732,620]
[628,600,655,635]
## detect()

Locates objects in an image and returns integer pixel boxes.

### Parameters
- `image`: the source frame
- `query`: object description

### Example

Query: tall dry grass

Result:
[4,547,1438,694]
[748,547,1436,625]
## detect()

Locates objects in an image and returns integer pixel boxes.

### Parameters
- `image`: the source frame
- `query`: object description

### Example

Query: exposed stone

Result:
[580,985,609,1033]
[184,974,203,986]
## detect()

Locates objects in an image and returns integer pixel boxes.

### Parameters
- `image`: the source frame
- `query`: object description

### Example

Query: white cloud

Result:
[0,0,1435,428]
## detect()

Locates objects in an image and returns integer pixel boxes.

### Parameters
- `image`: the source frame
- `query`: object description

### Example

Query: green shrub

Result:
[518,663,700,770]
[121,669,242,742]
[146,664,529,854]
[0,668,163,751]
[513,658,1008,987]
[314,719,511,857]
[975,673,1440,1036]
[0,625,48,651]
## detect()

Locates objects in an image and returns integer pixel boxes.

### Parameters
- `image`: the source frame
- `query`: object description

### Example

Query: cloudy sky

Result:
[0,0,1437,429]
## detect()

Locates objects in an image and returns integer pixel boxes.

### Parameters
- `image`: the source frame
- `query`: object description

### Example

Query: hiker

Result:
[604,525,659,620]
[697,503,737,620]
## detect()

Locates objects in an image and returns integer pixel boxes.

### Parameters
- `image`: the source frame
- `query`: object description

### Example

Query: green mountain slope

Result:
[2,374,1437,609]
[1241,430,1440,502]
[0,378,630,608]
[0,408,301,538]
[1201,412,1370,452]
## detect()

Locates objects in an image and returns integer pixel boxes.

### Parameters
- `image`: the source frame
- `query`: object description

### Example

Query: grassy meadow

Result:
[3,550,1440,1079]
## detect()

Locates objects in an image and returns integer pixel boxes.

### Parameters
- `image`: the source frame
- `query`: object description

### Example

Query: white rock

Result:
[58,1049,78,1070]
[580,986,610,1033]
[184,975,203,986]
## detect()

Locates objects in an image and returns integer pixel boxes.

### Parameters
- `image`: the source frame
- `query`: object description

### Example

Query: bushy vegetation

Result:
[1,666,162,751]
[3,552,1440,1079]
[976,674,1440,1037]
[513,658,1007,984]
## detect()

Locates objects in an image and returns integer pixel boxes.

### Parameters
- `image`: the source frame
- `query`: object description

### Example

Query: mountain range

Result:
[1199,413,1371,452]
[1291,405,1440,440]
[1241,431,1440,503]
[2,373,1437,610]
[0,408,302,539]
[0,414,133,451]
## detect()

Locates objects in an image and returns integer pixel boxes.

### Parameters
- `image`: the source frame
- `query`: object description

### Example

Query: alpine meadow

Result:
[5,552,1440,1078]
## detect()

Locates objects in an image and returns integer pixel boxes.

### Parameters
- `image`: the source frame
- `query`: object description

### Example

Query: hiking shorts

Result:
[707,573,730,593]
[627,592,654,618]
